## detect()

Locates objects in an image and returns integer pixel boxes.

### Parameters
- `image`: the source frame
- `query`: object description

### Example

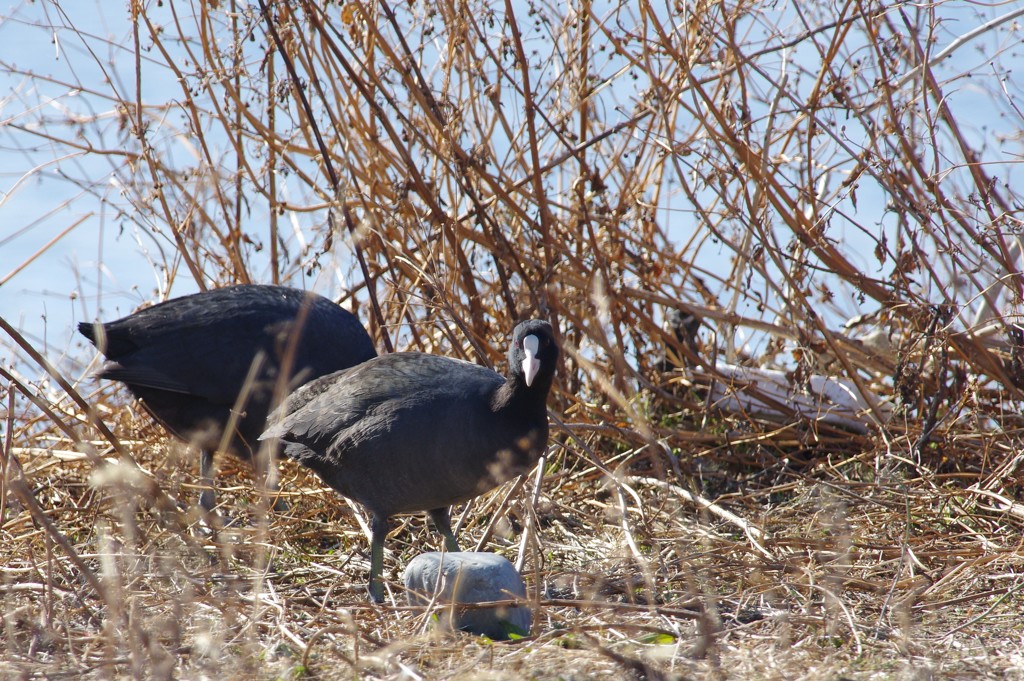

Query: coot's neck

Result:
[493,370,553,416]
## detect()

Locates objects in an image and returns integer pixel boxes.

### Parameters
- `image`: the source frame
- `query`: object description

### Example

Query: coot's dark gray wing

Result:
[79,285,376,405]
[261,352,502,465]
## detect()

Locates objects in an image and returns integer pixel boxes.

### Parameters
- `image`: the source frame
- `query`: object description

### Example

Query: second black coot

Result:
[260,319,559,602]
[79,284,377,511]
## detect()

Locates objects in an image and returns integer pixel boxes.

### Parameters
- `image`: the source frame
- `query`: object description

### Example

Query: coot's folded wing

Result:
[262,353,501,464]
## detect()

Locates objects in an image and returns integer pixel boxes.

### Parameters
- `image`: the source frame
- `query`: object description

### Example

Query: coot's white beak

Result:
[522,334,541,387]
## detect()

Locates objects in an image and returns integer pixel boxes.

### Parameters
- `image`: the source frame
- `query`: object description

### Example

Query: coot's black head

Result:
[508,319,558,392]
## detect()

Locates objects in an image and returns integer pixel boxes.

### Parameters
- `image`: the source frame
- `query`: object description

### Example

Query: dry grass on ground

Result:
[3,387,1024,680]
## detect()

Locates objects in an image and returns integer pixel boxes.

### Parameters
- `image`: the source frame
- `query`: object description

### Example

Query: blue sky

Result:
[2,1,1022,376]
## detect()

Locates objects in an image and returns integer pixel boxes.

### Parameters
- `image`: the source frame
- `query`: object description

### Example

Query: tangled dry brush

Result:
[3,0,1024,678]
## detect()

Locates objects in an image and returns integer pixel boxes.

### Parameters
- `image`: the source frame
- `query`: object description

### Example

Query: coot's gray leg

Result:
[369,513,390,603]
[268,477,289,513]
[198,448,217,512]
[428,507,460,552]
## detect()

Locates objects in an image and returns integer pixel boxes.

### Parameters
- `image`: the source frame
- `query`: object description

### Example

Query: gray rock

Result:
[403,552,532,639]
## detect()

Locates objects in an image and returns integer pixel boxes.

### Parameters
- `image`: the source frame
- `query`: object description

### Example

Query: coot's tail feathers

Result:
[77,321,97,341]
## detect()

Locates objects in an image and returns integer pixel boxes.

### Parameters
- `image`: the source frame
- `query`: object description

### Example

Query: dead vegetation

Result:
[2,0,1024,678]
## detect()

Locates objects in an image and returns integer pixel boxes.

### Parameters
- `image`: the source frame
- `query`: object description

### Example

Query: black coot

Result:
[79,284,377,511]
[261,319,559,602]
